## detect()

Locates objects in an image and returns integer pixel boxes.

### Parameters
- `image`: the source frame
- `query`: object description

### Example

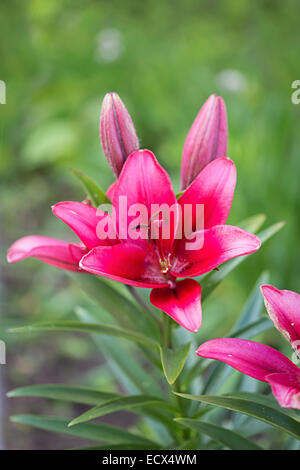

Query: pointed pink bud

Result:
[180,94,228,190]
[100,92,139,177]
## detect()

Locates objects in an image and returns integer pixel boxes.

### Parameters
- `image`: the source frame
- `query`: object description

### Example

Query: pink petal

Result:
[180,94,228,190]
[172,225,261,278]
[79,243,167,288]
[107,181,118,201]
[178,158,236,232]
[52,201,117,250]
[150,279,202,332]
[7,235,86,272]
[266,373,300,410]
[197,338,300,382]
[261,285,300,345]
[113,149,179,256]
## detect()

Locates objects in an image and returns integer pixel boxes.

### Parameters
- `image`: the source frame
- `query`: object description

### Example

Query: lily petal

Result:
[52,201,117,250]
[197,338,300,382]
[113,149,179,256]
[261,285,300,345]
[107,181,118,201]
[150,279,202,332]
[178,157,236,232]
[79,243,166,288]
[266,373,300,410]
[172,225,261,278]
[7,235,86,271]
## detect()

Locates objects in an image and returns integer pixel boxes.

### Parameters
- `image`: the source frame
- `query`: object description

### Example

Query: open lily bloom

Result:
[197,285,300,409]
[7,150,260,332]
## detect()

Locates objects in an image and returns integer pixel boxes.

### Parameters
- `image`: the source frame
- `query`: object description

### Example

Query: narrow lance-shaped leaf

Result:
[68,395,176,427]
[228,317,272,340]
[71,168,111,206]
[75,308,164,399]
[231,270,270,334]
[9,321,159,350]
[69,273,160,340]
[175,392,300,440]
[11,415,159,446]
[160,343,191,385]
[238,213,266,233]
[7,384,119,405]
[175,418,263,450]
[74,443,162,450]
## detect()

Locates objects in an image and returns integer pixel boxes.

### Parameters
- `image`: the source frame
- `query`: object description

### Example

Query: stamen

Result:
[159,253,172,274]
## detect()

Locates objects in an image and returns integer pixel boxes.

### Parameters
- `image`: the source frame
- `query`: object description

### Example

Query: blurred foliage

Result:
[0,0,300,449]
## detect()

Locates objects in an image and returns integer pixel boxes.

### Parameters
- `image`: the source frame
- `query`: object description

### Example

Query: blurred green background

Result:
[0,0,299,449]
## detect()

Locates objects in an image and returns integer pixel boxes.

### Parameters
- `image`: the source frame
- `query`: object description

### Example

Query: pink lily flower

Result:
[180,94,228,190]
[7,150,260,333]
[197,285,300,409]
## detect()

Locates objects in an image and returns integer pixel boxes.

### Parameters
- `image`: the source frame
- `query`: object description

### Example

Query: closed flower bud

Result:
[100,92,139,177]
[180,94,228,190]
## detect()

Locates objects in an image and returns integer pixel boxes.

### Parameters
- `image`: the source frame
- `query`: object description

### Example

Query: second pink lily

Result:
[197,285,300,409]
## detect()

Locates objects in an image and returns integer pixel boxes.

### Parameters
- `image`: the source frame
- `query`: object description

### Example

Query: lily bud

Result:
[100,92,139,177]
[180,94,228,190]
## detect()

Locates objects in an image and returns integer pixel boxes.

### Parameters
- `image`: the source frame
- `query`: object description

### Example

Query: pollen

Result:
[159,254,172,274]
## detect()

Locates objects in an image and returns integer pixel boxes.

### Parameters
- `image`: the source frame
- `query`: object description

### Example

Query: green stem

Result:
[161,313,190,441]
[161,313,172,348]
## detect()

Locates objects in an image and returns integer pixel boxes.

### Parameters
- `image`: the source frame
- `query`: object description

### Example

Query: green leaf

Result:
[238,417,271,437]
[175,392,300,440]
[69,395,175,427]
[230,271,270,334]
[74,443,162,450]
[7,384,119,405]
[201,221,285,300]
[71,168,111,206]
[76,309,164,399]
[228,317,272,340]
[284,437,300,450]
[9,321,159,350]
[9,384,177,434]
[175,418,263,450]
[11,414,159,446]
[160,343,191,385]
[238,213,266,233]
[69,273,159,340]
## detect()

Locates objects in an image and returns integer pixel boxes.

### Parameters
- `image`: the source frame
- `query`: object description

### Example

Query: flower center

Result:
[159,253,172,275]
